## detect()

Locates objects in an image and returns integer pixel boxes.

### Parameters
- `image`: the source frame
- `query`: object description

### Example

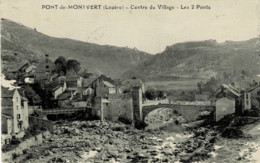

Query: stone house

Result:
[92,75,121,94]
[83,87,95,108]
[52,82,67,100]
[66,76,83,89]
[6,61,28,80]
[1,87,29,145]
[215,97,235,122]
[82,77,97,89]
[213,84,242,115]
[57,91,73,108]
[121,79,145,93]
[96,79,117,98]
[34,54,55,81]
[92,87,143,123]
[242,84,260,111]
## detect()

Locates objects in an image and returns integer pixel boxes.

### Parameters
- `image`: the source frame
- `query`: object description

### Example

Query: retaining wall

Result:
[1,131,50,161]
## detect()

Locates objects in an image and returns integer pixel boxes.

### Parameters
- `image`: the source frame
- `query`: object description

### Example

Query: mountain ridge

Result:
[1,18,152,78]
[123,38,260,84]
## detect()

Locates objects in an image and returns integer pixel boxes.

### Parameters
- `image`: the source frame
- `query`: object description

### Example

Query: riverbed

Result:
[8,120,260,163]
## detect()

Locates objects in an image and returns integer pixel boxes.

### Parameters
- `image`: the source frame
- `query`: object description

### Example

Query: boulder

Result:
[221,127,244,138]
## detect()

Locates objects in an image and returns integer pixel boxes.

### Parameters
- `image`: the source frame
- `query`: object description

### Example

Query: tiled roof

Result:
[82,78,96,87]
[45,81,63,91]
[244,84,260,93]
[98,75,116,85]
[103,81,115,88]
[21,96,28,101]
[71,93,82,102]
[222,84,241,97]
[57,91,71,100]
[7,61,28,72]
[122,79,143,87]
[2,114,13,119]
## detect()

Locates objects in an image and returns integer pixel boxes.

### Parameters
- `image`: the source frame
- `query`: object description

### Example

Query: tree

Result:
[158,91,165,100]
[54,56,67,74]
[22,85,42,105]
[66,59,81,74]
[80,68,92,78]
[145,89,157,100]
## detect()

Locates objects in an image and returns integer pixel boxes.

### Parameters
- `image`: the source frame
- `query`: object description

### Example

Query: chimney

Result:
[45,54,49,63]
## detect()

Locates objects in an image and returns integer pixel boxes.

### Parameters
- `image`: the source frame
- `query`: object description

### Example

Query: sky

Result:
[1,0,260,54]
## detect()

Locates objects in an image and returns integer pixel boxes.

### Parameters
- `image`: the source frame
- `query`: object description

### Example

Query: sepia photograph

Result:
[1,0,260,162]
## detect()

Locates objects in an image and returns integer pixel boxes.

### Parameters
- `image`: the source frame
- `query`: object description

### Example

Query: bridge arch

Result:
[142,104,215,123]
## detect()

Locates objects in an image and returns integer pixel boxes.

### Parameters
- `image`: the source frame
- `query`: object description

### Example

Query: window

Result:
[17,105,19,110]
[16,97,18,102]
[5,139,10,145]
[17,114,20,120]
[46,65,49,69]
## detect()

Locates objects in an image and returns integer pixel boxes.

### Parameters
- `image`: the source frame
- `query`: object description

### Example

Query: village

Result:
[1,54,260,162]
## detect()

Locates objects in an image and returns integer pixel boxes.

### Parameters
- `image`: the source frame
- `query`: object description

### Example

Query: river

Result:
[8,120,260,163]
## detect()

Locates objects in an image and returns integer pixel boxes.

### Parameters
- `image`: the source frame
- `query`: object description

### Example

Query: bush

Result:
[10,138,21,145]
[221,127,244,138]
[118,117,132,124]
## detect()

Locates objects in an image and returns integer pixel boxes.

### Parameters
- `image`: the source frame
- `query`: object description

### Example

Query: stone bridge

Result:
[142,103,215,123]
[42,108,87,115]
[40,107,89,120]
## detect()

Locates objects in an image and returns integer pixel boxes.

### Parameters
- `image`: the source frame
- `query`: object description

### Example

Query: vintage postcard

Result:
[1,0,260,162]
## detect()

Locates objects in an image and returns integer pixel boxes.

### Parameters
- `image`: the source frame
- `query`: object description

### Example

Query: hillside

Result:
[123,39,260,84]
[1,19,152,78]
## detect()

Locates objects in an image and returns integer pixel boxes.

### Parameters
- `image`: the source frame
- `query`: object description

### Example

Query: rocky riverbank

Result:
[9,117,260,163]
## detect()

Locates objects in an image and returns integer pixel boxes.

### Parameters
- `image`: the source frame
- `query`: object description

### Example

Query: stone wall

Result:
[2,132,44,161]
[29,116,54,132]
[105,93,133,122]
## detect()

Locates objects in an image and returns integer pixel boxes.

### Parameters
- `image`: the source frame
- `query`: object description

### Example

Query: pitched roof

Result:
[244,84,260,93]
[122,79,143,87]
[45,81,64,91]
[103,81,115,88]
[82,78,96,87]
[57,91,71,100]
[222,84,241,97]
[21,96,28,101]
[213,84,241,98]
[71,93,82,102]
[1,114,13,119]
[7,61,28,72]
[98,75,116,85]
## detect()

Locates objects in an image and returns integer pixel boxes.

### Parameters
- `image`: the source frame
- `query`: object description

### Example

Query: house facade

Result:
[215,97,235,122]
[121,79,145,93]
[242,84,260,111]
[96,79,116,98]
[1,88,29,144]
[213,84,242,115]
[34,54,55,81]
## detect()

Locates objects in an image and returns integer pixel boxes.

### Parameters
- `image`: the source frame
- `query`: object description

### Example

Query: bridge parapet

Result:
[142,103,215,123]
